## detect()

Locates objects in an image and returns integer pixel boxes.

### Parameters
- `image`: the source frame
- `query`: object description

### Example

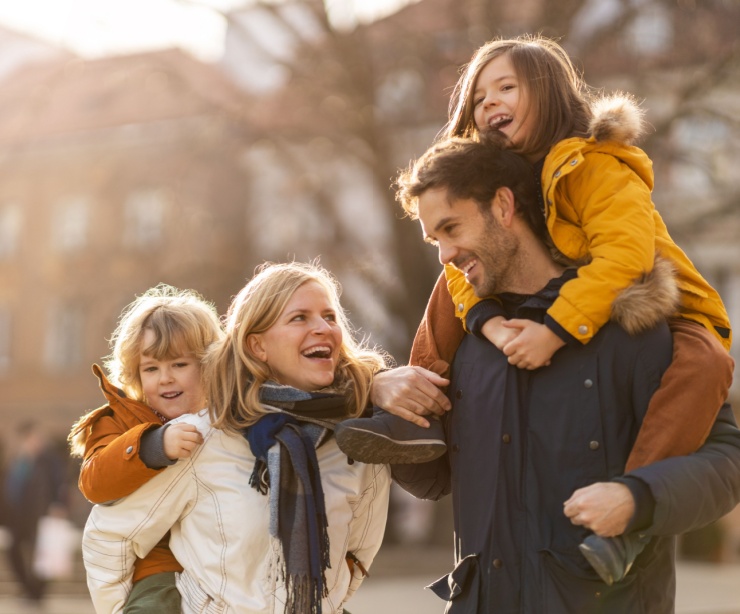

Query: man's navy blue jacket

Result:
[393,274,740,613]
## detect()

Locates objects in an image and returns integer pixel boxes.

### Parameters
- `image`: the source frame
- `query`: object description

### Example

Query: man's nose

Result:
[438,241,455,266]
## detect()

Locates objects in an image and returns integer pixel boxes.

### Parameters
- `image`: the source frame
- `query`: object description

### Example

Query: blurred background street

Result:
[2,542,740,614]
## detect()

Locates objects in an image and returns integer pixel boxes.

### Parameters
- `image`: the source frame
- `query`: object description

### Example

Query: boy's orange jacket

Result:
[74,364,182,582]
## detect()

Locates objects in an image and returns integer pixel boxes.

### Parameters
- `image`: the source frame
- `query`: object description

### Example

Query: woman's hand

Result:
[370,366,451,427]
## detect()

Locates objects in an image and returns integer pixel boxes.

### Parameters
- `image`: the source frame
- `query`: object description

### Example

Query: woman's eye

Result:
[324,314,337,322]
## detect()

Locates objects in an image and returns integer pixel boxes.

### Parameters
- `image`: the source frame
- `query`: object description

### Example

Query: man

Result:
[361,136,740,612]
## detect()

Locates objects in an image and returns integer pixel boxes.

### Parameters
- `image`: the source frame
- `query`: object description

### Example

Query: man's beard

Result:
[471,211,521,297]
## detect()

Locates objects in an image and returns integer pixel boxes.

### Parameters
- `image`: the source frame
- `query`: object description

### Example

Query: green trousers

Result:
[123,571,181,614]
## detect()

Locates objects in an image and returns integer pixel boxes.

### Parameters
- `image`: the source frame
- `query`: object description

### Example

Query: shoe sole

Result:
[335,427,447,464]
[578,542,618,586]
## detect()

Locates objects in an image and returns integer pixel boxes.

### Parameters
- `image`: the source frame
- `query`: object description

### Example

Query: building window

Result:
[123,189,166,248]
[44,304,84,371]
[0,307,10,372]
[53,196,89,252]
[0,203,22,260]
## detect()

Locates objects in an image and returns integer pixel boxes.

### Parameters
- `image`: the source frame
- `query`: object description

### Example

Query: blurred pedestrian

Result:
[2,420,67,604]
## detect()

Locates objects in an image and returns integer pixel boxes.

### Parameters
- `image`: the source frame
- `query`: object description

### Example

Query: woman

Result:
[82,262,391,614]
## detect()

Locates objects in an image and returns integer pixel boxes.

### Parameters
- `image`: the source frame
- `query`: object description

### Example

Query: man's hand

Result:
[163,423,204,461]
[370,366,451,428]
[481,316,518,350]
[563,482,635,537]
[501,320,565,370]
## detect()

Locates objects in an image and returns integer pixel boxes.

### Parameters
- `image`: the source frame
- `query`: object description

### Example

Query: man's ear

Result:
[491,187,516,227]
[246,334,267,363]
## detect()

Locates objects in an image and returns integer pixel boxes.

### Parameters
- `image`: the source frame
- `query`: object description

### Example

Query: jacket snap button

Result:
[584,379,593,388]
[571,159,578,166]
[458,303,464,312]
[452,444,460,453]
[455,389,463,399]
[578,325,588,335]
[493,559,503,569]
[125,445,134,454]
[502,434,511,444]
[554,170,561,178]
[589,441,600,450]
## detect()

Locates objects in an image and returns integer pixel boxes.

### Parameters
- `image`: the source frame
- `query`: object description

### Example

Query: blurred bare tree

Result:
[182,0,740,360]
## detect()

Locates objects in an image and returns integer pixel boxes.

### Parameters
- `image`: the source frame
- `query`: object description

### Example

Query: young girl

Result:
[341,35,734,586]
[69,284,223,613]
[82,262,391,614]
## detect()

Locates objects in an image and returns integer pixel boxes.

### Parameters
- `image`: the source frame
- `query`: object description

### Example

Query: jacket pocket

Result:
[540,549,643,614]
[427,553,480,613]
[176,570,229,614]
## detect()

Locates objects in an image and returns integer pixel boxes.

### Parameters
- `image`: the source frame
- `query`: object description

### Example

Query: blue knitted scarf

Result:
[244,382,348,614]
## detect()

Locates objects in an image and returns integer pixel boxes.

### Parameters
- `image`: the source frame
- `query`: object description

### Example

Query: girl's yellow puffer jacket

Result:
[446,95,731,350]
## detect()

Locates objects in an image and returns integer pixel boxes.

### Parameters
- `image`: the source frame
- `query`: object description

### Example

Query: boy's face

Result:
[139,329,206,420]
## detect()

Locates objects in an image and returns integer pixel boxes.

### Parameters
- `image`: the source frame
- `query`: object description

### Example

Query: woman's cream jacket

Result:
[82,409,390,614]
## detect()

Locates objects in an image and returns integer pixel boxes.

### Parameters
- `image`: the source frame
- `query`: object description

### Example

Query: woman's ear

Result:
[246,334,267,363]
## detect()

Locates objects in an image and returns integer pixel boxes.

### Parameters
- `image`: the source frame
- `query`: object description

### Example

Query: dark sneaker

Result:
[579,533,649,586]
[335,409,446,464]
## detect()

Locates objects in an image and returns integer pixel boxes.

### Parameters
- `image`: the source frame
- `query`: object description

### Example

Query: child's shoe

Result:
[335,408,446,464]
[578,533,649,586]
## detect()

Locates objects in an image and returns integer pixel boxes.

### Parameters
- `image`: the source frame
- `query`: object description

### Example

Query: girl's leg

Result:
[625,318,734,472]
[409,271,465,375]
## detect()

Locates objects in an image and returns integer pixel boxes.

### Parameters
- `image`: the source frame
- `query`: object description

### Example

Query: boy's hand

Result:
[163,423,204,461]
[480,316,519,350]
[501,320,565,370]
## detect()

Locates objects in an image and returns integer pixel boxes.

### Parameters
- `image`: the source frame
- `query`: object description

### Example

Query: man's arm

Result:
[628,402,740,536]
[565,403,740,537]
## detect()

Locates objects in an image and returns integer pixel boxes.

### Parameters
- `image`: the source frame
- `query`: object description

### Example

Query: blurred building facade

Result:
[0,50,260,436]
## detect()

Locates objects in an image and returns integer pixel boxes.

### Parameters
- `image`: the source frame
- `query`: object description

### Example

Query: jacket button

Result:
[455,389,463,399]
[571,159,578,166]
[451,444,460,453]
[554,170,561,178]
[492,559,503,569]
[589,441,600,450]
[502,434,511,444]
[584,379,593,388]
[125,445,134,454]
[578,325,588,335]
[458,303,464,312]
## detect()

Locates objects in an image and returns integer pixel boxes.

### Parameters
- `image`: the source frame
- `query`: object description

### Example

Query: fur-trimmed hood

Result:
[612,255,679,335]
[589,94,647,145]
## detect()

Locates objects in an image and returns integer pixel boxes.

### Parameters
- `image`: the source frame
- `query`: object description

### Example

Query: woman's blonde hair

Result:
[206,261,387,432]
[69,284,222,456]
[445,34,593,158]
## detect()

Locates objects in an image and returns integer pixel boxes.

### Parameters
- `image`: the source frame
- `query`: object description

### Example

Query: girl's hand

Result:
[480,316,519,350]
[163,423,204,461]
[501,320,565,370]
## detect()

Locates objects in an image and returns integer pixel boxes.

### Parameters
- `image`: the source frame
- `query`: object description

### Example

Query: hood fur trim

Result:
[611,255,679,335]
[589,93,647,145]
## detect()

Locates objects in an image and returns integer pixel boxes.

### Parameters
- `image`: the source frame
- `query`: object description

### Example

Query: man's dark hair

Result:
[395,133,548,244]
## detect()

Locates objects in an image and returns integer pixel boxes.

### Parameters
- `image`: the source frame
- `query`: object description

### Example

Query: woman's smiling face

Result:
[247,281,342,392]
